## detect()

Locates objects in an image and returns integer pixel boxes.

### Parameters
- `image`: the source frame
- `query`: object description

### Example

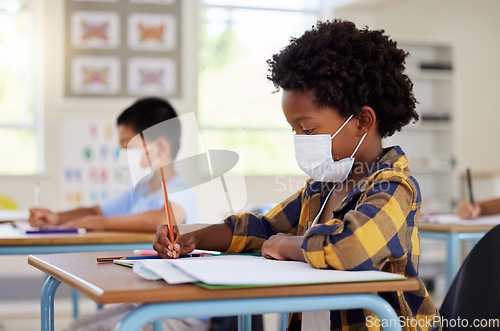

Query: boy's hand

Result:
[262,233,304,261]
[456,201,481,220]
[61,215,105,231]
[28,208,59,227]
[153,224,197,258]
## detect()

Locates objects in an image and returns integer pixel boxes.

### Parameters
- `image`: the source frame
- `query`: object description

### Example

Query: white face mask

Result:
[294,115,367,182]
[125,148,155,195]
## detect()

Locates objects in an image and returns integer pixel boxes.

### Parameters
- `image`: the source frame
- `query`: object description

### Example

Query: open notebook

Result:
[128,255,406,289]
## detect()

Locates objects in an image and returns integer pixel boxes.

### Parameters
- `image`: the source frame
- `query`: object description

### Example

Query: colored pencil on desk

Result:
[97,255,160,263]
[133,249,158,256]
[97,256,125,263]
[26,227,86,234]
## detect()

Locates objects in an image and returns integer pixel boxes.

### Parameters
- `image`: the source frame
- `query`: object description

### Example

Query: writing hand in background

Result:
[28,207,59,227]
[456,201,481,220]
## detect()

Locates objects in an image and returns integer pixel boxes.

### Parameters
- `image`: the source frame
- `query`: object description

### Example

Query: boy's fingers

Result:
[154,226,179,259]
[153,240,172,259]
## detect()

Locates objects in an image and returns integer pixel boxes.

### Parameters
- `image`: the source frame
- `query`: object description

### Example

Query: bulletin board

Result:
[60,119,131,209]
[63,0,182,99]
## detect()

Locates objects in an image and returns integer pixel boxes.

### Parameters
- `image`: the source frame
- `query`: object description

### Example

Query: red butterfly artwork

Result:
[139,69,164,86]
[81,21,109,41]
[83,67,109,86]
[138,23,165,42]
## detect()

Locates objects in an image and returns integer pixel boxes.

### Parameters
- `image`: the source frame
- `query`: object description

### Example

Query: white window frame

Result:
[0,0,44,176]
[197,1,328,177]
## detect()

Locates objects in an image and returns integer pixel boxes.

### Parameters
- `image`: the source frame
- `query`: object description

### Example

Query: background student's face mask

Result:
[294,115,367,182]
[124,148,155,195]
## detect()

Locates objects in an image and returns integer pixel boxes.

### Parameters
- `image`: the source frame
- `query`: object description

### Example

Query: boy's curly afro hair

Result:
[267,19,418,138]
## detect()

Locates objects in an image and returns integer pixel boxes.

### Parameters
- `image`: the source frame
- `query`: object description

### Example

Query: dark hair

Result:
[267,19,418,138]
[117,97,181,158]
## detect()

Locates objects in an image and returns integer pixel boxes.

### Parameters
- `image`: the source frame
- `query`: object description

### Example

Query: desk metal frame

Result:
[0,243,152,255]
[41,275,403,331]
[1,242,153,318]
[419,230,486,288]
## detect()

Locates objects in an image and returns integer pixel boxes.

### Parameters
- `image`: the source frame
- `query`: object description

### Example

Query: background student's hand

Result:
[261,233,305,261]
[28,208,59,227]
[153,224,196,258]
[456,201,481,220]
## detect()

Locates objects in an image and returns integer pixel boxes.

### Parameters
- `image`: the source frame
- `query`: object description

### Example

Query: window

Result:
[198,0,322,175]
[0,0,43,175]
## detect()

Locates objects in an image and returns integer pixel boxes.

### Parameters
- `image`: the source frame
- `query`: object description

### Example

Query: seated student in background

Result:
[28,97,197,231]
[154,20,440,330]
[456,197,500,220]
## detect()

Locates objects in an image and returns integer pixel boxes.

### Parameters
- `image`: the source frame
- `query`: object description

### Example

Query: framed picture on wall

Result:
[127,13,177,51]
[63,0,183,100]
[71,56,121,94]
[127,57,176,95]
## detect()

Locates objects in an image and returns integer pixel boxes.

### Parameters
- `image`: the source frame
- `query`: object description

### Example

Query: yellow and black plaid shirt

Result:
[224,146,440,330]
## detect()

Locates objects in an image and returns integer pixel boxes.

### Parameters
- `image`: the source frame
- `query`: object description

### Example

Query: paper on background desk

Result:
[0,210,29,222]
[133,255,405,287]
[0,222,84,236]
[0,223,21,238]
[421,213,500,225]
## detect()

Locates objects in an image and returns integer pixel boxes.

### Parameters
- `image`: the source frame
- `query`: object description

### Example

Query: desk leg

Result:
[280,313,289,331]
[41,276,61,331]
[446,233,459,288]
[72,289,80,318]
[237,315,252,331]
[114,294,401,331]
[152,319,162,331]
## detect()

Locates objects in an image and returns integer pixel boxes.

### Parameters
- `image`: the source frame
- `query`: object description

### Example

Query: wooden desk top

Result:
[418,221,495,233]
[28,251,420,305]
[0,231,154,246]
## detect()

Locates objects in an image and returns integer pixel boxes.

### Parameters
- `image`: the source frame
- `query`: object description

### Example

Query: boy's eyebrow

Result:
[291,116,314,124]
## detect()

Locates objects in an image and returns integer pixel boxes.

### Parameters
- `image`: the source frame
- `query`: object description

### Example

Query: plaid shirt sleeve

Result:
[302,170,418,271]
[224,185,308,254]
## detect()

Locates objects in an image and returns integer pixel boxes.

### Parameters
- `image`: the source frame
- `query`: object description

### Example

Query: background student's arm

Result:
[301,174,416,271]
[62,202,186,231]
[456,197,500,219]
[479,198,500,216]
[28,206,100,227]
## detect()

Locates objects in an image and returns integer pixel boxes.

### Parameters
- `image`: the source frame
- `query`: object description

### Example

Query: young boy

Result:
[28,97,197,231]
[154,20,440,330]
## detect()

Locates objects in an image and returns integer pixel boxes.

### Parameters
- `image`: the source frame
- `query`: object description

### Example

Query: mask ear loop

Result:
[350,133,368,158]
[330,114,354,140]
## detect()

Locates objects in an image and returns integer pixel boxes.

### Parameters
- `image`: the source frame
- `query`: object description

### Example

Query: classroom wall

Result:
[0,0,301,215]
[4,0,500,212]
[336,0,500,173]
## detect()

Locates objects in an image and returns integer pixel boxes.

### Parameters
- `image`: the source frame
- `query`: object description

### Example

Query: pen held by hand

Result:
[466,167,474,204]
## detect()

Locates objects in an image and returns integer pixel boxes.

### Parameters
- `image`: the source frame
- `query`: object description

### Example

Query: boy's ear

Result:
[356,106,377,136]
[156,137,172,159]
